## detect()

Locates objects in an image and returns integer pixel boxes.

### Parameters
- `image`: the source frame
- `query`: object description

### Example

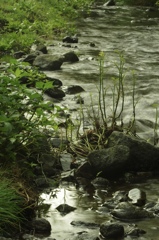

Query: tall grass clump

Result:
[0,177,24,234]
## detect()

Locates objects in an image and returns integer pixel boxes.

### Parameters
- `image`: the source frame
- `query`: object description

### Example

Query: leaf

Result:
[1,122,13,133]
[43,81,53,89]
[151,103,159,109]
[35,81,45,89]
[15,68,22,78]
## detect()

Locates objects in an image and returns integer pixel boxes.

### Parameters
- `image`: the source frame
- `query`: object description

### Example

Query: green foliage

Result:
[0,176,24,233]
[0,0,94,53]
[0,59,59,165]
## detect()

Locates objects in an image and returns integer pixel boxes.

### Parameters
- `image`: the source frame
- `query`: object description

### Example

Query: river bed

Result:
[40,3,159,240]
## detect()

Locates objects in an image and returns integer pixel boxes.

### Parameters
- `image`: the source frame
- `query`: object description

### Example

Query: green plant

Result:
[0,175,24,234]
[0,0,94,53]
[70,52,139,156]
[0,58,60,167]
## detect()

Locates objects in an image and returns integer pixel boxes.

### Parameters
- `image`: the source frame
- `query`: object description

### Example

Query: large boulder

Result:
[87,131,159,178]
[100,222,124,239]
[31,218,51,234]
[88,145,130,178]
[107,131,159,172]
[33,54,63,70]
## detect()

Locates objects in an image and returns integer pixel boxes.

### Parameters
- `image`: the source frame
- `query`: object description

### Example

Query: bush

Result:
[0,58,59,166]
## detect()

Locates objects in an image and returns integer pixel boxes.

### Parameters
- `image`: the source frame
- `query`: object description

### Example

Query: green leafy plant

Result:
[0,59,60,167]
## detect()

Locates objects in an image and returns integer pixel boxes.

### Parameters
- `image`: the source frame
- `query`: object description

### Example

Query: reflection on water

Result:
[40,179,159,239]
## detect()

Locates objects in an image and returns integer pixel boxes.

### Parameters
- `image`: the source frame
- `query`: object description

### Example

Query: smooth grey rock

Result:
[33,54,63,70]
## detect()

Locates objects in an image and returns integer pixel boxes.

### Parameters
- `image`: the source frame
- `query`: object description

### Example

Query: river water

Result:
[40,3,159,240]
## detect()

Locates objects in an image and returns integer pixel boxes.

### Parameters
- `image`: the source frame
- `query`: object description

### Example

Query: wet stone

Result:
[44,88,65,99]
[111,202,154,220]
[65,85,85,94]
[128,188,146,206]
[31,218,51,234]
[71,220,99,229]
[56,203,76,215]
[91,177,110,187]
[100,222,124,239]
[62,36,78,43]
[63,51,79,62]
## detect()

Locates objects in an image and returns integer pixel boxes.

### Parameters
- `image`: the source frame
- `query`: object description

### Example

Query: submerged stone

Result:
[56,203,76,215]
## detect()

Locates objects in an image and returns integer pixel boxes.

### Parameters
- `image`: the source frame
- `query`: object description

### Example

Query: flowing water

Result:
[41,3,159,240]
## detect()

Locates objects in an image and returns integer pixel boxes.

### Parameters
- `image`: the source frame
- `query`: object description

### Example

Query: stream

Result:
[39,2,159,240]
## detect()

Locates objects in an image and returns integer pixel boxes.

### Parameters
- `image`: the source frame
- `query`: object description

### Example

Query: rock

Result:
[87,145,130,178]
[35,177,50,188]
[46,77,63,87]
[44,88,65,99]
[75,161,94,179]
[36,44,48,54]
[103,0,116,6]
[33,54,63,70]
[71,220,99,228]
[108,131,159,172]
[39,153,58,177]
[90,42,96,47]
[63,51,79,62]
[126,227,146,237]
[100,222,124,239]
[50,137,69,148]
[65,85,85,94]
[56,203,76,215]
[62,36,78,43]
[128,188,146,206]
[31,218,51,234]
[13,51,25,59]
[91,177,109,187]
[111,202,153,220]
[23,51,42,64]
[60,153,73,171]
